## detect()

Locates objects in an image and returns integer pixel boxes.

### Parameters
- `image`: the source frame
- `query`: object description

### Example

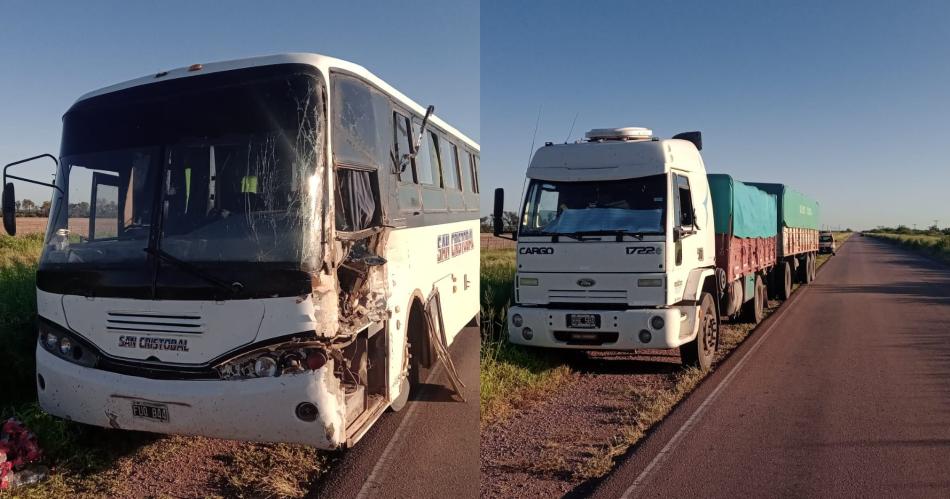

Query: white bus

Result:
[1,53,480,449]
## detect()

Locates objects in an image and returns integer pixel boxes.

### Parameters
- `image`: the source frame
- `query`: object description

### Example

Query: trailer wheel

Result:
[680,292,718,370]
[804,253,815,284]
[742,274,766,324]
[779,261,793,300]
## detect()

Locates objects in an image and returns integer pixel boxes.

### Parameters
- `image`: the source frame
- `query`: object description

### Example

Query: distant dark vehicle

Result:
[819,231,836,255]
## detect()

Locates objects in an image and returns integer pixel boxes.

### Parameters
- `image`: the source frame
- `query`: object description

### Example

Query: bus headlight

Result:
[59,337,74,356]
[37,319,98,368]
[44,332,59,351]
[254,356,279,377]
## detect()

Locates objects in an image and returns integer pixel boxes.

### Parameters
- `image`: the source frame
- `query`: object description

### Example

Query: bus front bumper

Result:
[35,346,346,449]
[507,305,698,350]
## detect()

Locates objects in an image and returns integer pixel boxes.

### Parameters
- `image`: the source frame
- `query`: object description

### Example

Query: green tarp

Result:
[707,174,777,238]
[747,182,820,230]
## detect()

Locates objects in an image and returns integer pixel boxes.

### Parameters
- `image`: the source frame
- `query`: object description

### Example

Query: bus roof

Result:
[73,53,478,151]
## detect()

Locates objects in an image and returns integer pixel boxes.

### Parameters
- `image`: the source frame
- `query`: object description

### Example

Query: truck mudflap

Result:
[35,346,347,449]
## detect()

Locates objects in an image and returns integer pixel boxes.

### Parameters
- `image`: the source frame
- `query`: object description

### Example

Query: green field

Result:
[867,232,950,263]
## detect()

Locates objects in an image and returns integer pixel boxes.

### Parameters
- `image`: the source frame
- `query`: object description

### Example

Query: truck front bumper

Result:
[36,346,346,449]
[507,305,698,350]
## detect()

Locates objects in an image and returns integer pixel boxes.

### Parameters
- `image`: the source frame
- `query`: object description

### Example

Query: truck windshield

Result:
[519,175,666,237]
[41,69,325,272]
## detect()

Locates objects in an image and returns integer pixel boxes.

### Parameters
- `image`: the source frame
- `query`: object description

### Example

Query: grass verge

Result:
[866,232,950,264]
[479,249,573,426]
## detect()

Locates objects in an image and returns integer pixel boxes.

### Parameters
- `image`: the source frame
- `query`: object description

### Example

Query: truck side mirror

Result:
[2,182,16,236]
[672,226,682,242]
[493,188,504,237]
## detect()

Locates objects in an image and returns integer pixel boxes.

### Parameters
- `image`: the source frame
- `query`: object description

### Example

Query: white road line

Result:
[620,281,813,499]
[355,365,442,499]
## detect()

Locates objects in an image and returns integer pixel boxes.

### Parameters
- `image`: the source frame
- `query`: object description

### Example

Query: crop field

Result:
[0,233,334,498]
[479,232,852,491]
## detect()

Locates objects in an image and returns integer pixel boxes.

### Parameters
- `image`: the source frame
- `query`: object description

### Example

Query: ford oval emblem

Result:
[577,278,596,287]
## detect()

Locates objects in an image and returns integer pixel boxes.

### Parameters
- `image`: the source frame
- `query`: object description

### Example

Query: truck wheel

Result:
[742,274,766,324]
[680,292,718,370]
[779,261,792,300]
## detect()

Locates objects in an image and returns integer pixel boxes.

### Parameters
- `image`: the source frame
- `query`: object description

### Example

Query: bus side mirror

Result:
[2,182,16,236]
[493,188,504,237]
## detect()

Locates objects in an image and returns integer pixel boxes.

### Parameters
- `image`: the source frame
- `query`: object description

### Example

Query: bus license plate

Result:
[567,314,600,329]
[132,401,169,423]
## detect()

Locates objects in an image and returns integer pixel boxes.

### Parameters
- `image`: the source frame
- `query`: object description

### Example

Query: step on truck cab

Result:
[493,128,781,369]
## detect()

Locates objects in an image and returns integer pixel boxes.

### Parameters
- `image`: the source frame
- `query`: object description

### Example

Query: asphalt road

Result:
[310,326,478,499]
[591,236,950,498]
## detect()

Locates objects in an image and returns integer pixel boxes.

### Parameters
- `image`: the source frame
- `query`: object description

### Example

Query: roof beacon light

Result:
[585,127,653,142]
[188,63,204,72]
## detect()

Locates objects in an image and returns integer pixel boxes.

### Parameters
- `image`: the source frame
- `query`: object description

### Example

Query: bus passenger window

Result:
[442,140,461,190]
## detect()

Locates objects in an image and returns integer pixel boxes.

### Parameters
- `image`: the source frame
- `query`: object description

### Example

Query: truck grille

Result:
[106,312,204,335]
[548,289,628,303]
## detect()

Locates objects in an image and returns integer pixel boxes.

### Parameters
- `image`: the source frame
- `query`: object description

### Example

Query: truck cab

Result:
[494,128,721,368]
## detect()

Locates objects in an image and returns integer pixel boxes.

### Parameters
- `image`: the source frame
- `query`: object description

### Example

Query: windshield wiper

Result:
[144,247,244,296]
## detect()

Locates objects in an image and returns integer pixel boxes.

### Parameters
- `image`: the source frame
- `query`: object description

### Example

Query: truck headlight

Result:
[638,278,663,287]
[512,314,524,327]
[519,277,539,286]
[650,316,665,330]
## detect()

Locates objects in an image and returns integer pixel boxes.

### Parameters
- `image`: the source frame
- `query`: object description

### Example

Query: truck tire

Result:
[742,274,766,324]
[680,292,718,370]
[779,261,793,300]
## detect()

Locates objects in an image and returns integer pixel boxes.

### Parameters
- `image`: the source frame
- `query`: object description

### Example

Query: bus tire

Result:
[779,261,793,301]
[680,292,718,370]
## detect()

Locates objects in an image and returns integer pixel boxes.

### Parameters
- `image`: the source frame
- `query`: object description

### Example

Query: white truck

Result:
[493,127,782,369]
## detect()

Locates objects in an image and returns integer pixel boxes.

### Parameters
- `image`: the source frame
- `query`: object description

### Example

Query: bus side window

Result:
[442,138,464,211]
[393,112,416,183]
[335,167,380,232]
[469,153,480,193]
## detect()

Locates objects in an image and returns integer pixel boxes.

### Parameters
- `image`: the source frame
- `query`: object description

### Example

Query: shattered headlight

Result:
[38,318,99,368]
[214,336,330,380]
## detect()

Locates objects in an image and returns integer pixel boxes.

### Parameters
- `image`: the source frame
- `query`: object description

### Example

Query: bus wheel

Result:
[680,292,718,370]
[742,274,766,324]
[779,261,792,300]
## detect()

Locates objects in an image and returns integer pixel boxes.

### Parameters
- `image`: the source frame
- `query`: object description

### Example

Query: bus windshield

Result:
[519,175,667,237]
[41,68,325,272]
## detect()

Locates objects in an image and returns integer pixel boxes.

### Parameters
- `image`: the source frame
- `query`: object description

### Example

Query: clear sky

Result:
[482,0,950,230]
[0,0,478,203]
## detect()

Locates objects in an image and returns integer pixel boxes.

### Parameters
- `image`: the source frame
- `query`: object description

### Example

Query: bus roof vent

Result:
[585,127,653,142]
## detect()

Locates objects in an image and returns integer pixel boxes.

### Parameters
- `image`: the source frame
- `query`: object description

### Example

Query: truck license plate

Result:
[132,401,169,423]
[567,313,600,329]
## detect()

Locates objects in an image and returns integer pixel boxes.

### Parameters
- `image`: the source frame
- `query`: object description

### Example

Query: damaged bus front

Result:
[3,55,480,449]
